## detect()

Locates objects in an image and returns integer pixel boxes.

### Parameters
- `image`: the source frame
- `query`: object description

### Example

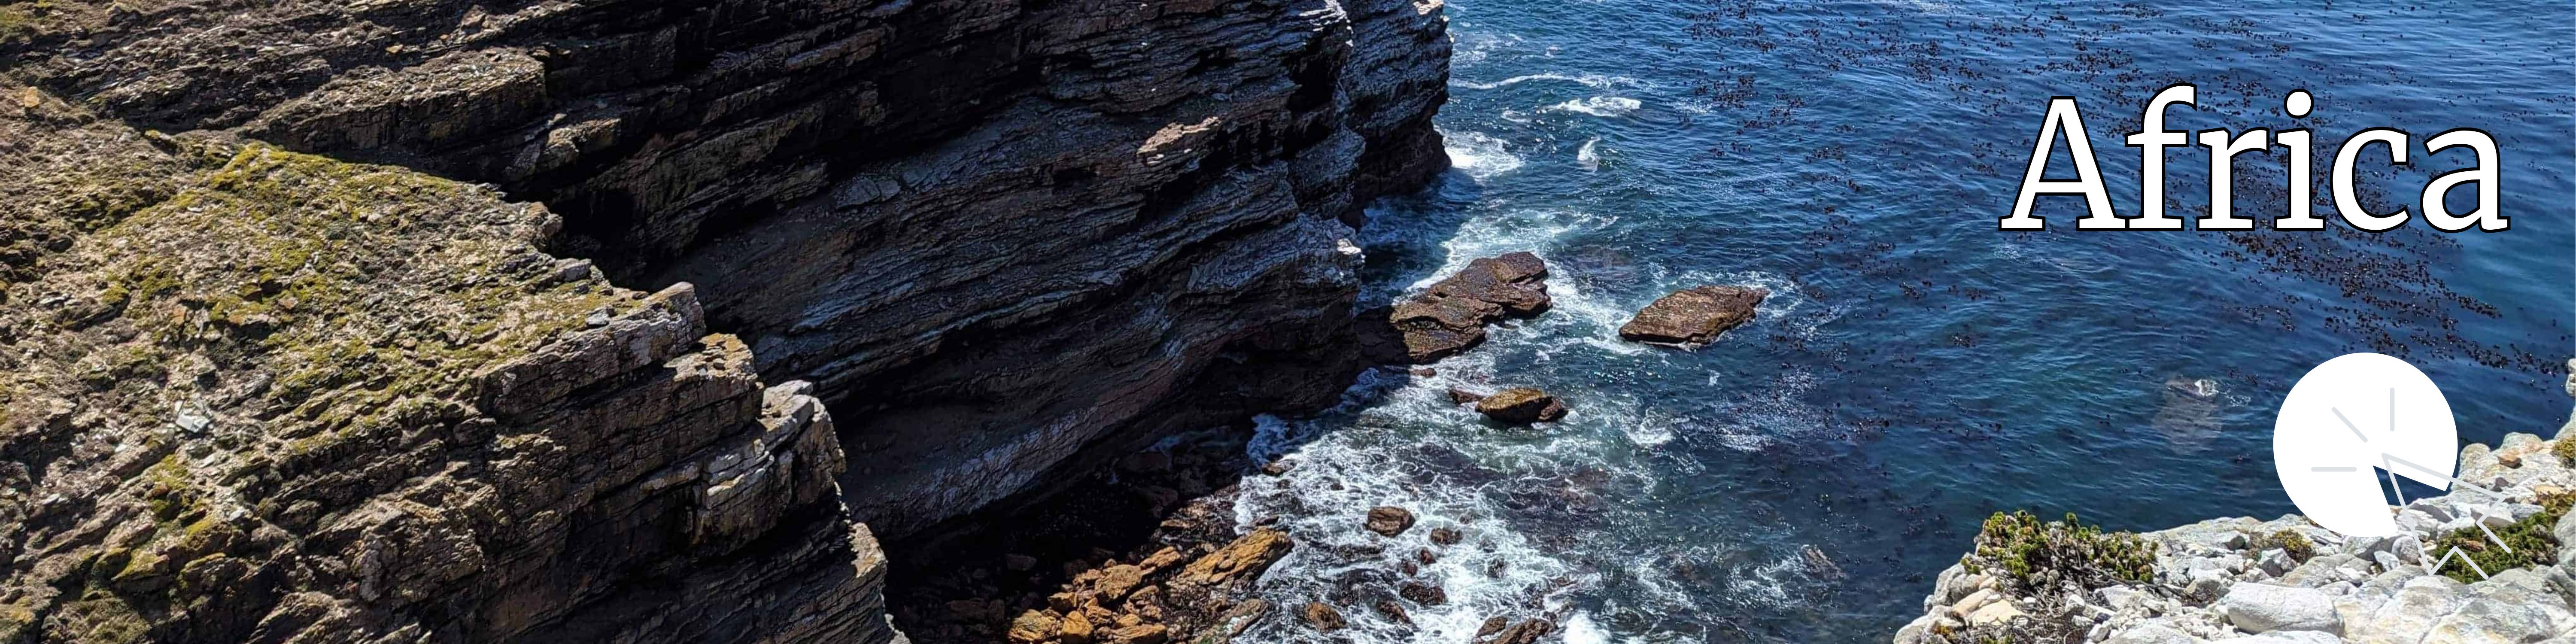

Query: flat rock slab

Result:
[1619,285,1767,346]
[1361,252,1551,363]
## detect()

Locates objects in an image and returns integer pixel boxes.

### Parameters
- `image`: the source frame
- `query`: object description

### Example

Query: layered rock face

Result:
[0,112,890,644]
[7,0,1446,539]
[3,0,1450,641]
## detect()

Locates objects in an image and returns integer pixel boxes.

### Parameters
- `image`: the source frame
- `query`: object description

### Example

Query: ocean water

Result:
[1232,1,2574,642]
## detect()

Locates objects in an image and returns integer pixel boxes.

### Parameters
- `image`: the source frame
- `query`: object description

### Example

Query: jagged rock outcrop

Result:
[1618,285,1766,346]
[4,0,1452,641]
[0,108,891,644]
[1361,252,1551,363]
[8,0,1451,541]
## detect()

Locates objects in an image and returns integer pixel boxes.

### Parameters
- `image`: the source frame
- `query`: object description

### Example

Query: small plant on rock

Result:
[2430,492,2570,583]
[1964,511,2156,593]
[2246,529,2314,562]
[2555,437,2574,468]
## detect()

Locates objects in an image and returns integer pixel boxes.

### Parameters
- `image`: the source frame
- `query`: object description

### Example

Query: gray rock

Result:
[2219,583,2340,634]
[2104,624,2202,644]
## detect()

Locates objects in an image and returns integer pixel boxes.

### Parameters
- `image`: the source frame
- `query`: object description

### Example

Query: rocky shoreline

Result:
[1896,367,2576,644]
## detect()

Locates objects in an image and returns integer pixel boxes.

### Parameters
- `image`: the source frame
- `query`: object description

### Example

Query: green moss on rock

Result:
[1964,511,2156,592]
[2431,492,2570,583]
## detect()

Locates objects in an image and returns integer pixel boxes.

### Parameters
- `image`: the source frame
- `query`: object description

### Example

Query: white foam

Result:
[1576,137,1602,171]
[1544,96,1643,118]
[1451,72,1646,91]
[1560,613,1611,644]
[1444,131,1525,180]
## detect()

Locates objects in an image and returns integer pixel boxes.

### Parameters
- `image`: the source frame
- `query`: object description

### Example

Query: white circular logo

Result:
[2272,352,2457,538]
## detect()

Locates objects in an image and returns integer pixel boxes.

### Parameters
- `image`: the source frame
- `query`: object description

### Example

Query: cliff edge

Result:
[0,0,1452,641]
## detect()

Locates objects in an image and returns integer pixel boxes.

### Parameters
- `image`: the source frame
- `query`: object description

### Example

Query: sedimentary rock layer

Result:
[3,0,1452,641]
[6,0,1447,539]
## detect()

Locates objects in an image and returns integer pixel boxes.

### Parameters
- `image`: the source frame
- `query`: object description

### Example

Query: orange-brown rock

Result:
[1177,529,1294,586]
[1363,252,1553,363]
[1301,601,1347,631]
[1007,611,1060,643]
[1619,286,1769,346]
[1366,506,1418,536]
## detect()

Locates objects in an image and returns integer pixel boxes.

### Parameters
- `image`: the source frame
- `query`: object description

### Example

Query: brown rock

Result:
[1449,387,1490,404]
[1477,616,1510,637]
[1481,619,1555,644]
[1261,459,1293,476]
[1365,506,1417,536]
[1619,285,1768,345]
[1374,599,1413,626]
[1008,611,1060,643]
[1398,581,1447,605]
[1178,529,1294,586]
[1411,367,1437,377]
[1376,252,1553,363]
[1474,388,1567,424]
[1300,601,1346,631]
[1138,547,1185,572]
[1430,527,1463,545]
[1104,623,1168,644]
[1096,564,1146,599]
[1416,548,1437,564]
[1060,611,1096,643]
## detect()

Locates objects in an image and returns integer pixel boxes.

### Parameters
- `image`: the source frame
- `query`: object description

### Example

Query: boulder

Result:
[1618,285,1768,345]
[1176,529,1293,586]
[1374,599,1413,625]
[1398,581,1447,605]
[1300,601,1346,631]
[1363,252,1552,363]
[1103,623,1167,644]
[1480,618,1554,644]
[1366,507,1416,536]
[1060,611,1095,643]
[2219,583,2339,633]
[1475,388,1567,424]
[1430,527,1463,545]
[1449,387,1489,404]
[1007,610,1060,643]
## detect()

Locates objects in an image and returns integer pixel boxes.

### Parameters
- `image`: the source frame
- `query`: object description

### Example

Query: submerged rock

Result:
[1619,285,1768,345]
[1362,252,1553,363]
[1367,507,1418,536]
[1475,388,1568,424]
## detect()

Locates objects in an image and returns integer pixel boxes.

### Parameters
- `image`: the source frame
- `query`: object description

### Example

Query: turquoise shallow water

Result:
[1230,1,2573,642]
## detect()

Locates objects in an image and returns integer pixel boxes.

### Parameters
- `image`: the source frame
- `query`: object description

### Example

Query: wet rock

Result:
[1366,507,1417,536]
[1480,618,1555,644]
[1618,285,1768,346]
[1477,617,1510,637]
[1449,387,1490,404]
[1801,544,1844,579]
[1374,599,1413,626]
[1398,581,1447,605]
[1368,252,1552,363]
[1475,388,1567,424]
[1005,553,1039,571]
[1411,367,1437,377]
[1415,548,1437,564]
[1261,460,1293,476]
[1430,527,1463,545]
[1300,601,1346,631]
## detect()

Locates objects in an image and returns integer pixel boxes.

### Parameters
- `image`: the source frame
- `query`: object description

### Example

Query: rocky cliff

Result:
[0,0,1450,641]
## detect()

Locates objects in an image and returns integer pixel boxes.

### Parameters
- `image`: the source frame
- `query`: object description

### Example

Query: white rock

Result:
[2219,583,2340,633]
[2208,631,2339,644]
[1966,600,2025,626]
[2103,624,2201,644]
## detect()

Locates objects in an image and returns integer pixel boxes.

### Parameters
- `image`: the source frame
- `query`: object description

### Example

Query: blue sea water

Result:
[1230,1,2575,642]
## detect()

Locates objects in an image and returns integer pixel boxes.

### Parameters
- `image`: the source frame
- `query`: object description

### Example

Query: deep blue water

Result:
[1231,2,2573,642]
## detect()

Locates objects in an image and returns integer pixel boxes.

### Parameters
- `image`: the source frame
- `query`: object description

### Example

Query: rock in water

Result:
[1619,285,1769,346]
[1399,581,1448,605]
[1363,252,1553,363]
[1367,506,1418,536]
[1475,388,1568,424]
[1301,602,1347,631]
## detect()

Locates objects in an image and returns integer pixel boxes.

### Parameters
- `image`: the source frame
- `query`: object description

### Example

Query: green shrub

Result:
[2430,492,2571,583]
[1964,511,2157,592]
[2247,529,2314,562]
[2554,437,2573,468]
